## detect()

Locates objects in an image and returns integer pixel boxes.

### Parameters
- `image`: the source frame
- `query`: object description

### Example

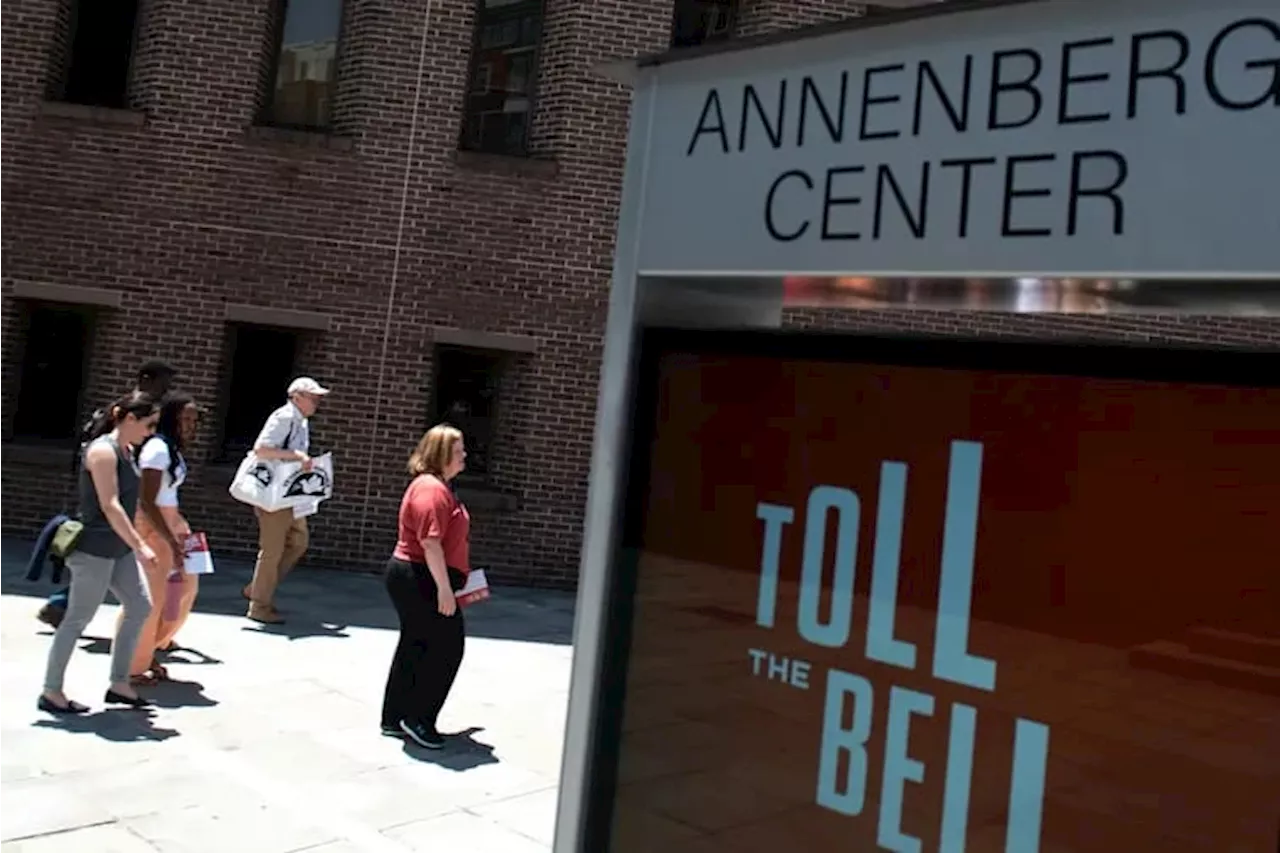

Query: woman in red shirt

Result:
[380,424,471,749]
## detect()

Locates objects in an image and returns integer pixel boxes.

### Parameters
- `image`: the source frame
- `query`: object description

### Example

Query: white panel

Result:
[635,0,1280,277]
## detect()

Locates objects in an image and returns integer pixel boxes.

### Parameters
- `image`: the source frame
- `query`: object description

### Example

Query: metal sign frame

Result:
[553,1,1279,849]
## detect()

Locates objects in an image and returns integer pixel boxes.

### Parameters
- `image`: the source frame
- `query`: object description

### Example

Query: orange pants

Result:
[120,509,199,677]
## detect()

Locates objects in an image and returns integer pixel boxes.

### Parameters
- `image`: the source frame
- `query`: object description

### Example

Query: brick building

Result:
[3,0,1277,587]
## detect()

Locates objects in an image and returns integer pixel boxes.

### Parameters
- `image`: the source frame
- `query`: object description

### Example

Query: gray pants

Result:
[43,551,151,692]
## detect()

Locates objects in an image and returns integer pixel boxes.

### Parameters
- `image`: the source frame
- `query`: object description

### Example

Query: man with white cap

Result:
[243,376,330,624]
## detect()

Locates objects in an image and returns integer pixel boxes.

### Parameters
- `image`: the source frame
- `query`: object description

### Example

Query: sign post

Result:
[555,2,1280,851]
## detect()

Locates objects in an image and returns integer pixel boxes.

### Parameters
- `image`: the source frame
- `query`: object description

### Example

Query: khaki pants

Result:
[247,508,308,612]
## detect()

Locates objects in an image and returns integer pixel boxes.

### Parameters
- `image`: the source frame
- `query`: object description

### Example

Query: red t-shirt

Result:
[392,474,471,572]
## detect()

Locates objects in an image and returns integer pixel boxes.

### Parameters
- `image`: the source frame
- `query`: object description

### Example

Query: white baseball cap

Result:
[288,377,331,396]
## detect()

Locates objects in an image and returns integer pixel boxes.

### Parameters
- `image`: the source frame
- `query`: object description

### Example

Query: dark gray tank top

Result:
[76,436,140,559]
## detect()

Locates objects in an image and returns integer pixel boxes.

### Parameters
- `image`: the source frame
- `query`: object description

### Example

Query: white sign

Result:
[632,0,1280,276]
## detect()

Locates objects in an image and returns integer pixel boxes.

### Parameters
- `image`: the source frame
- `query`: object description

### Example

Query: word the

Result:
[747,648,812,689]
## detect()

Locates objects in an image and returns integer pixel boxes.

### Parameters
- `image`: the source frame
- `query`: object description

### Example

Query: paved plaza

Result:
[0,539,576,852]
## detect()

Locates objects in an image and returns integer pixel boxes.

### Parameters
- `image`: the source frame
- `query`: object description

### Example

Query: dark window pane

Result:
[460,0,543,156]
[266,0,343,129]
[219,325,300,459]
[433,346,504,477]
[13,306,92,442]
[671,0,736,48]
[62,0,139,108]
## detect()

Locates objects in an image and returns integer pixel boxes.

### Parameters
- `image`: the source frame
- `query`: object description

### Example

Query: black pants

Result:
[380,558,466,729]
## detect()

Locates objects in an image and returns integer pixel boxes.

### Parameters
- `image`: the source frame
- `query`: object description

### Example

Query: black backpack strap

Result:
[63,440,87,516]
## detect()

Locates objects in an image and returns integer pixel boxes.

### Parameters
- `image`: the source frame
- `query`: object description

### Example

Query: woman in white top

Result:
[121,392,201,684]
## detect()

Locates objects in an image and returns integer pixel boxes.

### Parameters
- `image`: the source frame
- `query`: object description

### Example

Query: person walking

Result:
[243,377,330,624]
[39,391,160,714]
[380,424,472,749]
[37,360,178,629]
[123,392,202,683]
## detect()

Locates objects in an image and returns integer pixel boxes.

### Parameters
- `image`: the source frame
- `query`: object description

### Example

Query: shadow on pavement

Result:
[40,633,225,668]
[240,620,352,642]
[403,726,500,771]
[32,708,180,743]
[4,537,576,645]
[143,678,219,710]
[161,643,223,666]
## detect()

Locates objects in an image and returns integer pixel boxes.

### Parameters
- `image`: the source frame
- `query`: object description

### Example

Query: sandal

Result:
[130,673,161,687]
[149,658,171,681]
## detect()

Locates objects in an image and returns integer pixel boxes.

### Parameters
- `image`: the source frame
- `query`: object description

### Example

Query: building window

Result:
[432,345,505,479]
[12,304,95,443]
[671,0,737,48]
[261,0,344,130]
[459,0,544,157]
[217,324,301,460]
[55,0,141,108]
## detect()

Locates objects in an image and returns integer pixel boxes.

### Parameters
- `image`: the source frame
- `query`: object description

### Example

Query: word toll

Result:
[753,440,1050,853]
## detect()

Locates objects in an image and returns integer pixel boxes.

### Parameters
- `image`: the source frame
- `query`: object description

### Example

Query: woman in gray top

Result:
[40,391,161,714]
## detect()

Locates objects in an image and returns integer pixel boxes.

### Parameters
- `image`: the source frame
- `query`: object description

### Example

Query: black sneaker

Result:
[399,719,444,749]
[381,724,405,738]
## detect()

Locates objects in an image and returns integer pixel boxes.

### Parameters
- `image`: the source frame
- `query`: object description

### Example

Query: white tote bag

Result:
[228,453,278,510]
[229,453,335,513]
[277,453,335,510]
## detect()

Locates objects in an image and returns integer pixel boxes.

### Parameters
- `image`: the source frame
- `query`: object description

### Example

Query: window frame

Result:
[54,0,144,108]
[9,301,98,447]
[430,344,510,483]
[457,0,548,158]
[257,0,348,132]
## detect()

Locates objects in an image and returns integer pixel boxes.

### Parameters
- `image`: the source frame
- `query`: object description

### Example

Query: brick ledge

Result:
[247,124,356,151]
[2,443,76,467]
[452,150,559,179]
[455,482,520,513]
[38,101,146,127]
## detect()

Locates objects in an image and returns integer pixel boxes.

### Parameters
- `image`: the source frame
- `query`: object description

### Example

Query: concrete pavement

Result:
[0,538,575,852]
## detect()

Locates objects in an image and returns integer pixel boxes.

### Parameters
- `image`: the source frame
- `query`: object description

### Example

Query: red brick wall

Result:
[3,1,1277,589]
[1,0,673,588]
[735,0,869,37]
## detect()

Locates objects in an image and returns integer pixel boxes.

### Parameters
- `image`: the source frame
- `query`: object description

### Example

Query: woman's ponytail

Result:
[85,391,159,443]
